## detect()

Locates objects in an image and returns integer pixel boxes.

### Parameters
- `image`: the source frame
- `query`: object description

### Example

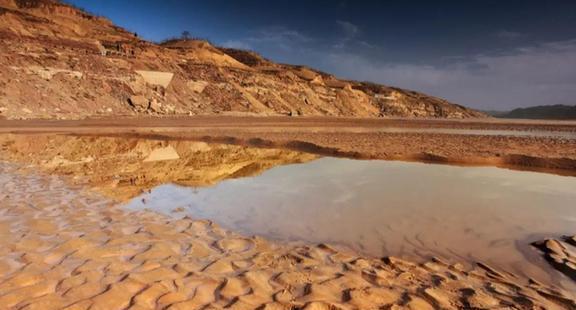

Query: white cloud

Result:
[336,20,359,38]
[321,39,576,109]
[222,26,312,52]
[495,30,526,40]
[248,26,311,49]
[333,20,360,49]
[358,40,376,49]
[219,24,575,110]
[220,40,252,50]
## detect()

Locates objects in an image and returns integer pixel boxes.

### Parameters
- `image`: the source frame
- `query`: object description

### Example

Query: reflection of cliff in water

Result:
[0,134,318,200]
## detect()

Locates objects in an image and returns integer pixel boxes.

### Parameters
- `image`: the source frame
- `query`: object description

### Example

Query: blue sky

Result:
[66,0,576,110]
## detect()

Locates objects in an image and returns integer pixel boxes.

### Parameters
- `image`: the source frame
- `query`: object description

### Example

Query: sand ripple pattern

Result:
[0,163,575,309]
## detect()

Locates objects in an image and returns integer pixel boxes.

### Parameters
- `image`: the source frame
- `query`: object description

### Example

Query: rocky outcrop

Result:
[128,95,149,111]
[532,236,576,281]
[0,0,486,120]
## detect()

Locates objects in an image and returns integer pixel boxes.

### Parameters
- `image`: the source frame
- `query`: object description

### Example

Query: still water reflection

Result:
[125,157,576,288]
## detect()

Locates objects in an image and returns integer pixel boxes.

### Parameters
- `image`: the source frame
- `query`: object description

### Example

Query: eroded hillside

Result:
[0,0,486,119]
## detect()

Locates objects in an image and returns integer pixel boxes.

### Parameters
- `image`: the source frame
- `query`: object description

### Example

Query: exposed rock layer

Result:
[0,0,486,120]
[532,236,576,281]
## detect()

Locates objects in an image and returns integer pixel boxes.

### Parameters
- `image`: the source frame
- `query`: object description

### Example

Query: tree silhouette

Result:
[181,31,191,40]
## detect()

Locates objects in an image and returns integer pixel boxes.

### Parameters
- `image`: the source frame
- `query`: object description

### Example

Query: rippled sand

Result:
[1,134,576,309]
[1,164,576,309]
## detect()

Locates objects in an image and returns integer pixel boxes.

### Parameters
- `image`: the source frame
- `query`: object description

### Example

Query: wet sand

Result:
[3,134,574,287]
[1,116,576,175]
[1,163,576,309]
[1,123,576,309]
[123,158,576,291]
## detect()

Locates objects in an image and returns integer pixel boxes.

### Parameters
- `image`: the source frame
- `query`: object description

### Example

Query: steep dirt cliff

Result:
[0,0,486,120]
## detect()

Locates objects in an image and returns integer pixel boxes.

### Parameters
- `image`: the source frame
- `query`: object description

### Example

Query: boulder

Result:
[149,99,162,112]
[128,95,149,111]
[187,80,209,93]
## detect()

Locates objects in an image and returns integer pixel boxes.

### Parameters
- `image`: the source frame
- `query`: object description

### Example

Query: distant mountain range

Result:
[485,104,576,120]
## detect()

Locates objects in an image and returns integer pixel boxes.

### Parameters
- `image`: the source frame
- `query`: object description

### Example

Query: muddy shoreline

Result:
[2,116,576,132]
[1,162,576,309]
[1,116,575,175]
[1,119,576,308]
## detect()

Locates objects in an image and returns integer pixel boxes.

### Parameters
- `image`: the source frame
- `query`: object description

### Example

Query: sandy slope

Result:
[0,0,484,120]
